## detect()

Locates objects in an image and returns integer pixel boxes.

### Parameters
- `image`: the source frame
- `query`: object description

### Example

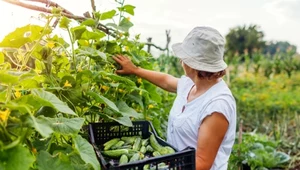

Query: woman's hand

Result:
[113,54,178,93]
[113,55,138,75]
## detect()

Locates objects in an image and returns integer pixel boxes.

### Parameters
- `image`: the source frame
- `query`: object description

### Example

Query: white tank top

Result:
[167,76,236,170]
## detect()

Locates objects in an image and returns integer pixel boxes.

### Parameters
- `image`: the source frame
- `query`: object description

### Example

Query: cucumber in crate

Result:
[88,121,195,170]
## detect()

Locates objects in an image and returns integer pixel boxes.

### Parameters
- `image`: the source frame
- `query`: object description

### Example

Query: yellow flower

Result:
[0,109,10,122]
[61,52,67,57]
[148,104,154,109]
[32,148,37,154]
[127,17,130,21]
[63,80,72,88]
[118,89,124,93]
[14,90,22,98]
[137,78,142,84]
[101,85,109,91]
[47,41,55,49]
[77,67,83,72]
[125,46,129,51]
[83,40,89,46]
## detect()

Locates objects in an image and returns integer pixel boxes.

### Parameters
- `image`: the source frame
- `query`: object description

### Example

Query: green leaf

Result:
[116,100,141,118]
[31,89,76,115]
[0,145,35,170]
[127,93,144,109]
[81,30,106,40]
[152,117,164,138]
[37,151,74,170]
[59,16,71,29]
[106,23,118,29]
[19,79,40,88]
[108,115,133,127]
[98,71,136,86]
[118,5,135,15]
[104,41,121,54]
[0,70,19,85]
[74,135,101,170]
[275,151,290,164]
[118,18,134,32]
[6,102,32,114]
[0,90,6,103]
[144,82,162,103]
[76,70,93,83]
[60,75,76,88]
[28,115,53,137]
[81,18,96,26]
[77,47,107,60]
[36,106,57,117]
[87,91,119,112]
[37,116,85,135]
[71,25,87,40]
[0,25,46,48]
[0,52,4,64]
[99,10,116,20]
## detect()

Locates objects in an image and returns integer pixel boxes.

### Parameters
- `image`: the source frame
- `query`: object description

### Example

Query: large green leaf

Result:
[16,95,51,113]
[81,18,96,26]
[19,79,40,88]
[74,135,101,170]
[36,116,85,135]
[98,10,116,20]
[0,70,19,85]
[69,153,93,170]
[116,100,141,118]
[0,25,46,48]
[29,115,53,138]
[59,16,71,29]
[108,115,133,127]
[37,151,74,170]
[81,30,106,40]
[87,91,119,112]
[6,102,32,114]
[0,52,4,64]
[118,5,135,15]
[71,25,87,40]
[76,70,93,83]
[0,144,35,170]
[127,93,144,109]
[118,18,133,32]
[144,82,162,103]
[0,90,7,103]
[98,71,136,86]
[18,70,44,89]
[31,89,76,115]
[77,47,106,60]
[104,41,121,54]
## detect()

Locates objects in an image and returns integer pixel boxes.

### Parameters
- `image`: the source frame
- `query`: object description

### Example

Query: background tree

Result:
[225,24,265,59]
[263,41,297,56]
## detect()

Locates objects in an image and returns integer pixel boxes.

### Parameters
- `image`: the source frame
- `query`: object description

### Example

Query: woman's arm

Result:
[196,112,229,170]
[113,55,179,93]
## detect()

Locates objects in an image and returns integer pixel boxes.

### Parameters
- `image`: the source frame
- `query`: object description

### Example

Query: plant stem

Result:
[23,16,53,70]
[66,28,76,72]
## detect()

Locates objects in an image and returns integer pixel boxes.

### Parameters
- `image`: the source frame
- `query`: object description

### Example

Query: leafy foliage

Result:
[225,24,265,58]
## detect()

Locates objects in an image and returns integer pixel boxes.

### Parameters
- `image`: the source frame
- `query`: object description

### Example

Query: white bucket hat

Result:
[172,26,227,72]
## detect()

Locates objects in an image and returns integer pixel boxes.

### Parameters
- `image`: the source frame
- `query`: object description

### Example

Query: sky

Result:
[0,0,300,55]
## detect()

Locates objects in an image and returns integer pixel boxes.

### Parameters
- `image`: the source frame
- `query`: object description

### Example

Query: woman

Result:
[113,26,236,170]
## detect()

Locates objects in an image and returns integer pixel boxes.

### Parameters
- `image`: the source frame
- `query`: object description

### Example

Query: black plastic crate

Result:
[88,121,195,170]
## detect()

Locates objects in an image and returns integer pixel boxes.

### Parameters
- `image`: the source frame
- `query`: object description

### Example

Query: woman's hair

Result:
[197,70,226,80]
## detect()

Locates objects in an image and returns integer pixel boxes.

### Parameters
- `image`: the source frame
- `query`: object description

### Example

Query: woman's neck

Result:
[187,77,222,102]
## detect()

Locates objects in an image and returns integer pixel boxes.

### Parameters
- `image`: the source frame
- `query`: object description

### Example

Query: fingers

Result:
[115,54,129,61]
[116,69,125,74]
